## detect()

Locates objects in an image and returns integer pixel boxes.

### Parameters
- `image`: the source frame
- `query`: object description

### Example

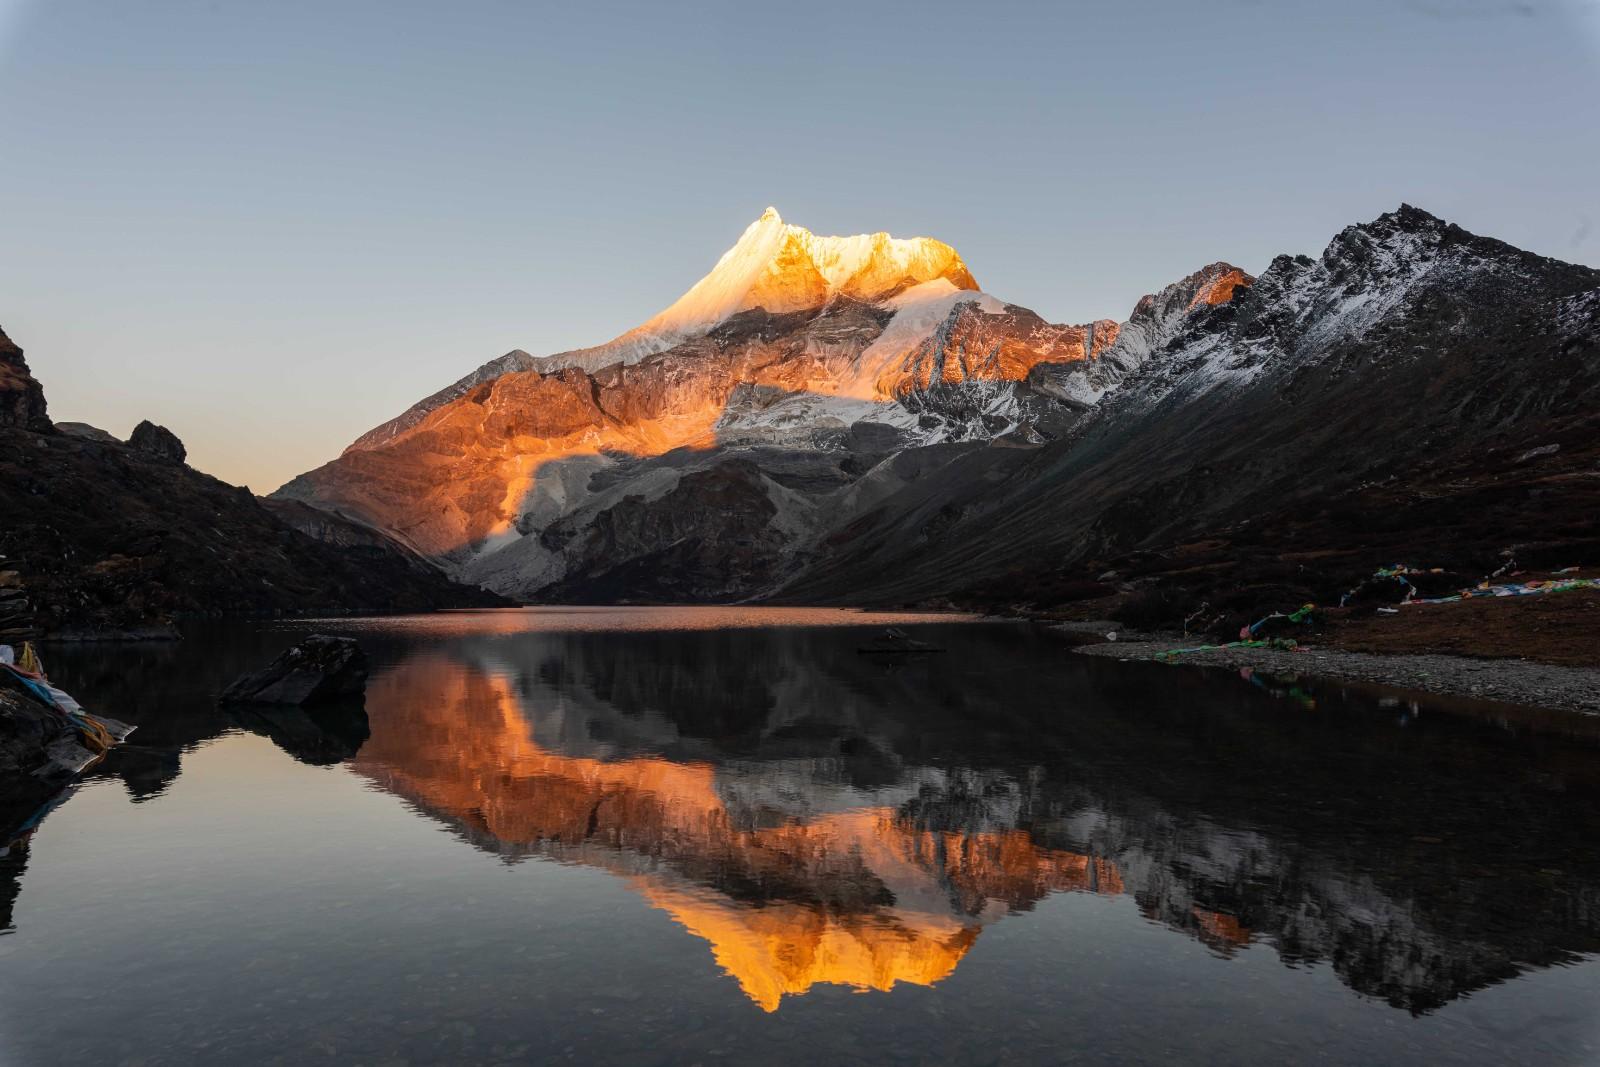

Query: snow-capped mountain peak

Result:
[346,209,978,451]
[538,208,979,374]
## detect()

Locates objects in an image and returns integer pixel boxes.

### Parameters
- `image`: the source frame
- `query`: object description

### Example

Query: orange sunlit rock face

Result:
[350,658,1129,1011]
[883,303,1122,396]
[280,287,1103,563]
[1191,267,1252,308]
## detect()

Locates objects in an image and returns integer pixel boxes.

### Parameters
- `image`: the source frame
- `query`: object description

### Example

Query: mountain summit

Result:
[348,210,978,451]
[591,206,978,361]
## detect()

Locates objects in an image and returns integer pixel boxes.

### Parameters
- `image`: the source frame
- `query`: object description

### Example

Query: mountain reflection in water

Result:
[353,656,1122,1010]
[21,610,1600,1028]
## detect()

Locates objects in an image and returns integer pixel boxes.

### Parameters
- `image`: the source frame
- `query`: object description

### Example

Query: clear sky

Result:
[2,0,1597,491]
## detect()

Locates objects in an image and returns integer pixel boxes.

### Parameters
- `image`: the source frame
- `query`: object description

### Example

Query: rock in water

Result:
[220,635,368,706]
[128,419,186,463]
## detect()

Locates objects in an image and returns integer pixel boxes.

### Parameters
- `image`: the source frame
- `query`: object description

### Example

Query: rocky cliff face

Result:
[0,326,50,432]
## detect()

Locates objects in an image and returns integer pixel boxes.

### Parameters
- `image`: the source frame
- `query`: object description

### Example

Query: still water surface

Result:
[2,608,1599,1065]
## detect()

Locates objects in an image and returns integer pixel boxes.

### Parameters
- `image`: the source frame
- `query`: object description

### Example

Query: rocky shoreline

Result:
[1072,633,1600,717]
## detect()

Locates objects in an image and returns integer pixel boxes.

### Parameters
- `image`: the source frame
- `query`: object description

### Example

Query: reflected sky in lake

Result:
[3,609,1600,1065]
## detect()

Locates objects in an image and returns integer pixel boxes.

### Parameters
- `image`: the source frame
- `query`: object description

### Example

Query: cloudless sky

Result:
[2,0,1598,490]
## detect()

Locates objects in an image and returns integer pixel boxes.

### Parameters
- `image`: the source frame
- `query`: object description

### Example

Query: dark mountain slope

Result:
[0,326,504,635]
[776,207,1600,615]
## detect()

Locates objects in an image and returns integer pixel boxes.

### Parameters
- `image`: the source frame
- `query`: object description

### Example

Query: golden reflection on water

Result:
[317,605,982,636]
[351,655,1120,1011]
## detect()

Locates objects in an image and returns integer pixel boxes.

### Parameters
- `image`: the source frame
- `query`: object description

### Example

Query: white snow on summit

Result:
[531,207,978,375]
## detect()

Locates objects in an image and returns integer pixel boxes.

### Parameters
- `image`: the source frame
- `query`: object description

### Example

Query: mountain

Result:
[0,326,505,635]
[274,209,1192,600]
[276,205,1599,621]
[346,207,980,451]
[778,206,1600,623]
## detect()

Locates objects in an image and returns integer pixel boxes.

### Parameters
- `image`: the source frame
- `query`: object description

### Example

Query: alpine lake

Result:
[3,608,1598,1066]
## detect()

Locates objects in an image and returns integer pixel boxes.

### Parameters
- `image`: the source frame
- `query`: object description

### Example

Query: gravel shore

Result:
[1074,638,1600,716]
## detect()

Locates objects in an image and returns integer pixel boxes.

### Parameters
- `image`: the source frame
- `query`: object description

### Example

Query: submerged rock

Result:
[220,635,369,706]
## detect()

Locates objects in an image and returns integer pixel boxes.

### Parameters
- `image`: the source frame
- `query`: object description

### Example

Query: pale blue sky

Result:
[2,0,1597,490]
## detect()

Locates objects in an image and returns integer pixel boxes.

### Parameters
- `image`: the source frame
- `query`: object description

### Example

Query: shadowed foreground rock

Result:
[0,683,76,779]
[0,677,125,835]
[220,635,368,706]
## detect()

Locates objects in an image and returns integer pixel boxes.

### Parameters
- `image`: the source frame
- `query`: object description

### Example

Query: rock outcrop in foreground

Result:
[0,680,76,779]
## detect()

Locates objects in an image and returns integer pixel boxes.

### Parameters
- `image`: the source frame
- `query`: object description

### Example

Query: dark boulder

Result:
[0,668,130,816]
[219,635,368,706]
[129,420,186,464]
[0,681,76,779]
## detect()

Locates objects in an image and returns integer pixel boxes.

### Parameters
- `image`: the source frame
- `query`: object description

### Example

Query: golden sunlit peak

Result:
[499,203,980,380]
